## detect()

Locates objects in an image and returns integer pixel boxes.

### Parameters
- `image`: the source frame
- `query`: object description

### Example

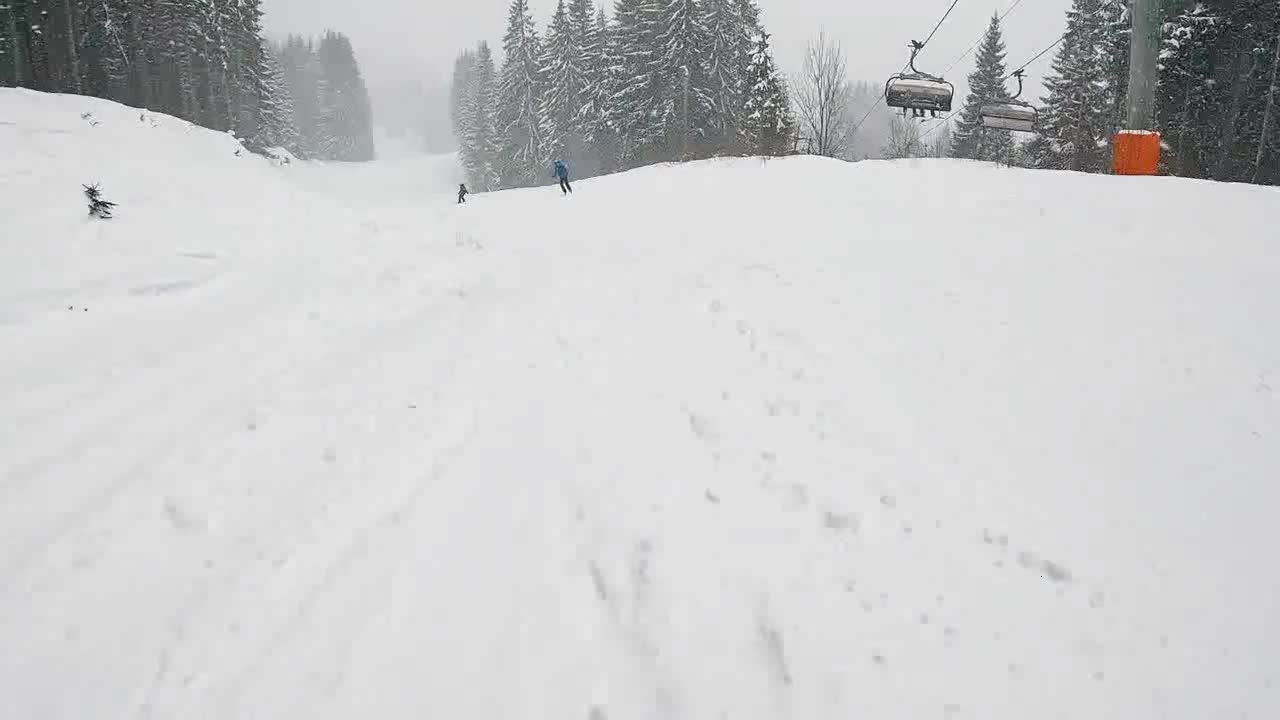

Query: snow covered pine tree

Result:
[951,13,1015,163]
[495,0,546,188]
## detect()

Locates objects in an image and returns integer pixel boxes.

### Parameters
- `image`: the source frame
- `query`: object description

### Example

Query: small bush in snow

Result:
[83,184,116,219]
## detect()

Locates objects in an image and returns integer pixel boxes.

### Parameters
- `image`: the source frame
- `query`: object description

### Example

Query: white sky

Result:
[263,0,1073,110]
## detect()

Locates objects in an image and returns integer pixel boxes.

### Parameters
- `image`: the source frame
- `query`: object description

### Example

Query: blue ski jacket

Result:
[552,160,569,179]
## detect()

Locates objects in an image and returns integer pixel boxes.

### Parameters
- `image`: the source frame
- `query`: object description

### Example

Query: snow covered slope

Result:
[3,88,1279,720]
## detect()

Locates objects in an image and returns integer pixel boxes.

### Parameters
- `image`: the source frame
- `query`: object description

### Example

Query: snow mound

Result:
[3,89,1280,719]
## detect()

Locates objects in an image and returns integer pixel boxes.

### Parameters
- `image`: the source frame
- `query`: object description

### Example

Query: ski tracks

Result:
[0,233,499,719]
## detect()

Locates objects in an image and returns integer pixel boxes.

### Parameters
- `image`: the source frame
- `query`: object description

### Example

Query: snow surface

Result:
[3,88,1280,719]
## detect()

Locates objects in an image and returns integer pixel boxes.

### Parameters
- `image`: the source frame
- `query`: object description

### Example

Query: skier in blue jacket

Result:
[552,159,572,195]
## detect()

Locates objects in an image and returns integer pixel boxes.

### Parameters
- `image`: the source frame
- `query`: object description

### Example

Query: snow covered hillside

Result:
[2,88,1279,719]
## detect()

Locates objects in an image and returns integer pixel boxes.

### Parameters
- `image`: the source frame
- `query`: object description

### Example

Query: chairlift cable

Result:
[994,0,1124,82]
[919,112,955,141]
[1002,36,1064,80]
[942,0,1026,75]
[848,94,891,140]
[920,0,965,51]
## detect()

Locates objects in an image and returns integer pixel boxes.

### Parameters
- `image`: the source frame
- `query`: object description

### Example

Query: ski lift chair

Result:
[885,40,955,118]
[979,70,1039,133]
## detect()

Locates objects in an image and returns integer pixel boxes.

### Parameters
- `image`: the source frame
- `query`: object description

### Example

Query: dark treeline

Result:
[1158,0,1280,184]
[0,1,375,161]
[941,0,1279,185]
[450,0,796,192]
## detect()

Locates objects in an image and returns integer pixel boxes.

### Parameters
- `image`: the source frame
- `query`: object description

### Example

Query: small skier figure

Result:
[457,183,469,204]
[552,159,572,195]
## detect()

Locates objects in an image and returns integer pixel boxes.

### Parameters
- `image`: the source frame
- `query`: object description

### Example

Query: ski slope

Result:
[2,88,1279,719]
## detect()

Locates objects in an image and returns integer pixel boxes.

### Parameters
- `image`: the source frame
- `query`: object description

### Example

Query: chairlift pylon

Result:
[978,70,1039,133]
[884,40,955,119]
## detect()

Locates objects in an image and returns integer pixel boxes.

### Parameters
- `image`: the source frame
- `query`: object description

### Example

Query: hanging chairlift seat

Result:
[978,101,1038,132]
[884,40,954,118]
[977,70,1039,133]
[886,75,955,115]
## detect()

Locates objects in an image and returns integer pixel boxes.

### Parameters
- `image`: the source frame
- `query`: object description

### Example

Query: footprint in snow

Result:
[1015,550,1073,584]
[687,411,717,444]
[162,498,202,533]
[822,510,859,533]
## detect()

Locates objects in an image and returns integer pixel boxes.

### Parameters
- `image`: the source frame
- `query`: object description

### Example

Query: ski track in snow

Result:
[3,90,1280,719]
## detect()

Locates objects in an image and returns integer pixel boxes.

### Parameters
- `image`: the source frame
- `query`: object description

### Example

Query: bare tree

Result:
[793,31,852,158]
[925,122,952,159]
[882,115,924,159]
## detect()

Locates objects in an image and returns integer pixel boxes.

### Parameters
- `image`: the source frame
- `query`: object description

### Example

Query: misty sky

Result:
[263,0,1073,126]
